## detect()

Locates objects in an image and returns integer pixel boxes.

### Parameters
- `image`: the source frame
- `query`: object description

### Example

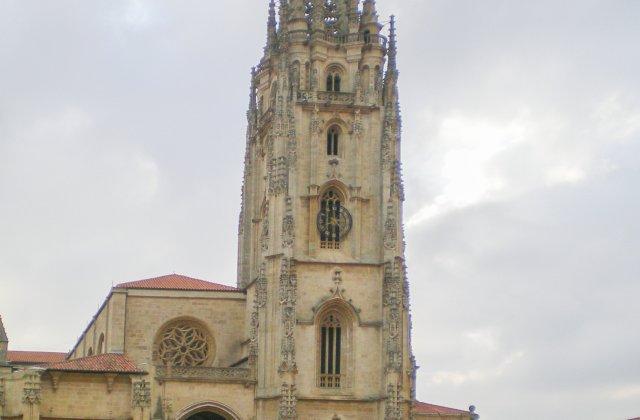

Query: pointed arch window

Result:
[327,126,340,156]
[319,313,342,388]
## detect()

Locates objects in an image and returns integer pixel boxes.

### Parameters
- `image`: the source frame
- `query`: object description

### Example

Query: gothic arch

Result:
[314,299,357,389]
[175,401,241,420]
[323,117,349,134]
[319,180,350,203]
[325,63,346,92]
[312,291,362,327]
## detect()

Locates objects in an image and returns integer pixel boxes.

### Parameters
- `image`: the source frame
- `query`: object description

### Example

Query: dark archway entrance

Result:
[186,412,226,420]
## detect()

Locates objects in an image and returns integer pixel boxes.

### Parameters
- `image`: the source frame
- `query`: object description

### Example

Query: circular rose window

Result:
[157,320,213,367]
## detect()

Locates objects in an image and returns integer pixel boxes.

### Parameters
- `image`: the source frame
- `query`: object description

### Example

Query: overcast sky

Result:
[1,1,639,419]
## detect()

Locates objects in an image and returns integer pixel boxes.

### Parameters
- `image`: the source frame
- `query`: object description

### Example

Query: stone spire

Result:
[0,315,8,365]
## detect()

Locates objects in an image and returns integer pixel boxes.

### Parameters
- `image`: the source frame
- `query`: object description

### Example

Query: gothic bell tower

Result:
[237,1,415,418]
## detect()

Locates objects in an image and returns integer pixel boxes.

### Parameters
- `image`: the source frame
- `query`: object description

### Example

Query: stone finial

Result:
[470,405,480,419]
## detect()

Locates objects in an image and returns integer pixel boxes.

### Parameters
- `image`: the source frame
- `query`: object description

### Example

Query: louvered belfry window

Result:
[319,313,342,388]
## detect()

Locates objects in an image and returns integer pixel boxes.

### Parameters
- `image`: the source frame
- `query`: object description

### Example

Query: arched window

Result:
[327,126,339,156]
[326,71,341,92]
[319,312,342,388]
[97,333,105,355]
[87,347,94,357]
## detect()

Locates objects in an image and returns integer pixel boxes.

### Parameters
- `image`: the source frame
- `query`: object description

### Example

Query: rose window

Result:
[158,321,212,367]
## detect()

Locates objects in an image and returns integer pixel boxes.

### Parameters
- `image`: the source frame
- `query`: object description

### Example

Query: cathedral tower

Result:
[237,1,415,418]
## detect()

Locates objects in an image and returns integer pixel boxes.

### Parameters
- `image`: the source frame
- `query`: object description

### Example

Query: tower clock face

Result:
[317,203,353,242]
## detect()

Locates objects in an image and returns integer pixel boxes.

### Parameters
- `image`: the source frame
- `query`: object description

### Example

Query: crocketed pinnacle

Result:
[265,0,277,51]
[388,15,397,72]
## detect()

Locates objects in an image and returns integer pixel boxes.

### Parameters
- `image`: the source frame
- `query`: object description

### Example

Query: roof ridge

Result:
[414,401,470,415]
[115,273,239,292]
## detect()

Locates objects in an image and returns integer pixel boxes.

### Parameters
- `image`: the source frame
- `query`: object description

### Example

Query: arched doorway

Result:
[176,401,241,420]
[185,413,226,420]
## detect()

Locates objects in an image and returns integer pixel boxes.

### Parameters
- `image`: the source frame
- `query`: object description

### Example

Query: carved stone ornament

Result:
[278,382,297,420]
[155,366,251,383]
[158,321,211,367]
[270,156,289,196]
[249,264,267,362]
[384,202,397,250]
[391,160,405,201]
[132,379,151,408]
[260,204,270,253]
[385,383,403,420]
[384,262,404,372]
[310,105,324,135]
[281,197,295,248]
[312,268,361,316]
[22,382,41,405]
[279,258,298,373]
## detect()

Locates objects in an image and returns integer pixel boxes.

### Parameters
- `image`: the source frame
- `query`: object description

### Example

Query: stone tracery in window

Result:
[157,321,212,367]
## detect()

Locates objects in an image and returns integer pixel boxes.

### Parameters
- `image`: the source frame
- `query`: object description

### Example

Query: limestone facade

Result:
[0,1,477,419]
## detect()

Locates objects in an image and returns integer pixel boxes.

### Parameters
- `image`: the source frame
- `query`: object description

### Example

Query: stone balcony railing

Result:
[155,366,252,383]
[297,90,356,105]
[287,30,387,48]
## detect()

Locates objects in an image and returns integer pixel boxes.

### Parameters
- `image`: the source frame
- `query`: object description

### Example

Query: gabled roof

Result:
[115,274,239,292]
[414,401,470,416]
[47,353,144,374]
[7,351,68,365]
[0,315,7,342]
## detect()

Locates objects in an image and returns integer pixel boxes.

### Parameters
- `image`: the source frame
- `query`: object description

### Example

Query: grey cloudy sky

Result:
[1,1,639,419]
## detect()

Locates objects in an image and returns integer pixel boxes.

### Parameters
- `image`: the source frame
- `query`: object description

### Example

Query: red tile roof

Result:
[115,274,239,292]
[7,351,68,365]
[47,353,144,374]
[414,401,470,416]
